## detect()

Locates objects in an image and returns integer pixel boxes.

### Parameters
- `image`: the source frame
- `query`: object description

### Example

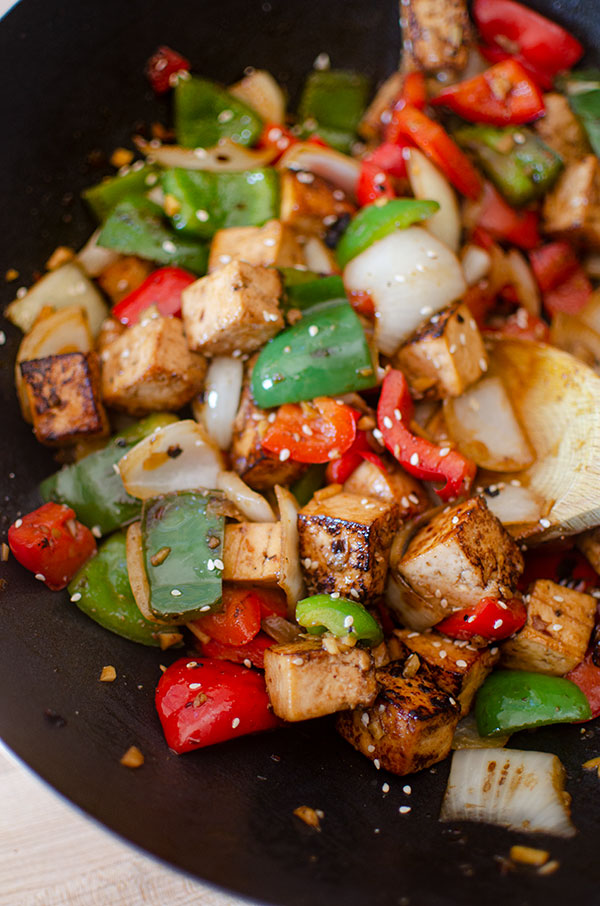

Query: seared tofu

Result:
[394,303,488,399]
[298,491,400,603]
[343,458,429,520]
[577,527,600,573]
[97,316,125,353]
[96,255,153,304]
[208,219,305,272]
[264,637,377,721]
[396,497,524,627]
[280,170,355,237]
[337,656,461,775]
[534,93,591,166]
[20,352,109,447]
[101,312,206,415]
[223,522,281,585]
[359,71,405,143]
[543,155,600,249]
[182,259,283,357]
[400,0,471,74]
[501,579,596,675]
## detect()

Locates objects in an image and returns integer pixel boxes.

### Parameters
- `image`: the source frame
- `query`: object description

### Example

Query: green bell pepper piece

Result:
[251,300,376,407]
[142,490,225,621]
[296,594,383,646]
[161,167,279,239]
[454,125,563,207]
[68,531,174,646]
[336,198,440,269]
[290,464,327,507]
[557,69,600,96]
[299,70,370,139]
[475,669,592,737]
[175,76,263,149]
[82,163,158,222]
[40,414,177,536]
[97,198,208,275]
[569,90,600,158]
[281,271,347,312]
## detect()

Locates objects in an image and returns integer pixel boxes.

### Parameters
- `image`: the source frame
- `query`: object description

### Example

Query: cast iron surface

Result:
[1,1,599,903]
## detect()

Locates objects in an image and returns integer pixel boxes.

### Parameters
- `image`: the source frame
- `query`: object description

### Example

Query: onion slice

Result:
[461,244,491,287]
[261,614,301,644]
[440,748,576,837]
[135,136,278,172]
[550,311,600,371]
[77,228,120,277]
[193,356,243,450]
[216,471,276,523]
[126,522,175,625]
[480,482,545,529]
[275,485,305,616]
[406,148,461,252]
[451,715,510,750]
[505,248,541,317]
[229,69,286,123]
[277,143,361,198]
[303,236,339,275]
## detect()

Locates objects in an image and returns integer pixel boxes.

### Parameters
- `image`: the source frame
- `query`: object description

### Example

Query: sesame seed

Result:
[219,254,232,264]
[171,589,182,597]
[218,109,234,123]
[196,209,209,221]
[200,605,211,612]
[292,657,304,666]
[539,518,551,528]
[456,659,467,668]
[439,650,447,659]
[407,632,419,638]
[553,595,564,602]
[349,588,360,599]
[213,558,224,570]
[162,240,176,254]
[439,447,450,457]
[112,463,120,475]
[70,592,82,602]
[297,171,315,184]
[551,624,563,632]
[367,744,375,753]
[479,358,488,372]
[344,615,354,629]
[374,759,381,770]
[91,525,102,538]
[313,51,330,70]
[0,331,5,346]
[34,573,45,581]
[382,783,390,793]
[493,619,503,629]
[410,453,419,466]
[263,238,276,247]
[408,493,419,505]
[328,449,339,459]
[401,496,410,508]
[243,659,252,669]
[189,682,202,690]
[279,448,291,462]
[207,559,215,571]
[399,806,411,814]
[491,647,499,655]
[361,712,370,727]
[303,558,312,569]
[262,378,273,389]
[394,408,402,421]
[383,416,393,429]
[14,518,23,528]
[372,428,384,442]
[420,305,433,316]
[440,598,447,607]
[308,325,319,336]
[231,717,241,728]
[459,333,466,346]
[402,785,411,795]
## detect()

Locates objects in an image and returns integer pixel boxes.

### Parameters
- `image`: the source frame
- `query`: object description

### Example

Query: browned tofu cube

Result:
[97,255,153,304]
[337,657,461,775]
[534,93,591,166]
[208,219,305,272]
[97,316,125,353]
[343,458,429,520]
[265,637,377,721]
[298,491,400,602]
[280,170,355,237]
[501,579,596,675]
[181,259,283,357]
[223,522,281,585]
[543,155,600,249]
[101,313,206,415]
[396,497,524,627]
[400,0,472,74]
[394,303,487,399]
[20,352,109,447]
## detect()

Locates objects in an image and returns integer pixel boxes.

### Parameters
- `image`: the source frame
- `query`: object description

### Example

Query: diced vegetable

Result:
[199,632,275,670]
[111,266,196,325]
[298,70,370,152]
[135,136,278,172]
[356,160,396,207]
[277,143,361,198]
[194,356,243,452]
[336,198,439,269]
[432,60,544,126]
[215,471,276,523]
[567,654,600,719]
[82,163,158,221]
[436,596,527,641]
[229,69,286,124]
[281,271,346,312]
[473,181,540,248]
[296,594,383,646]
[145,46,190,95]
[191,585,263,646]
[569,89,600,157]
[290,464,327,507]
[406,148,461,252]
[174,76,263,149]
[261,397,358,464]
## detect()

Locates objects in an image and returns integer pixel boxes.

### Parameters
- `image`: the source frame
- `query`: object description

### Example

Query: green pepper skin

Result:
[175,77,263,149]
[97,198,208,274]
[142,490,225,621]
[68,531,170,646]
[281,271,347,312]
[290,464,327,507]
[475,669,592,737]
[82,164,158,222]
[296,594,383,646]
[40,414,177,536]
[251,301,376,408]
[299,70,370,137]
[569,90,600,157]
[454,125,563,207]
[162,167,279,239]
[336,198,440,269]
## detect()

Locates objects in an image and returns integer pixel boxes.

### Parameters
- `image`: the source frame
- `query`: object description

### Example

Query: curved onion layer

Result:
[440,748,576,837]
[550,311,600,371]
[229,69,286,123]
[275,485,305,616]
[135,136,278,172]
[303,236,339,275]
[406,148,461,252]
[479,482,545,529]
[216,471,276,523]
[461,243,491,287]
[343,227,466,357]
[505,249,540,317]
[193,356,243,450]
[261,614,301,643]
[451,715,510,750]
[277,143,361,197]
[118,419,223,500]
[77,228,120,277]
[126,522,175,625]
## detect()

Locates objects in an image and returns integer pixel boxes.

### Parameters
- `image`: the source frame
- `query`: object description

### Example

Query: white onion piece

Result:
[506,249,540,317]
[118,419,223,500]
[216,471,276,523]
[550,311,600,371]
[277,143,361,198]
[126,523,175,625]
[481,483,545,527]
[76,228,120,277]
[343,228,466,356]
[444,376,535,471]
[193,356,243,450]
[406,148,461,252]
[303,236,338,275]
[275,485,305,616]
[441,748,576,837]
[461,244,491,287]
[229,69,286,123]
[261,614,301,643]
[452,714,510,750]
[135,136,278,172]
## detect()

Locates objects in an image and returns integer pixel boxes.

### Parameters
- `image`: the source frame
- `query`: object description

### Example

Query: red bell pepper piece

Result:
[201,632,275,670]
[519,545,598,593]
[8,502,96,591]
[488,308,550,342]
[347,289,376,319]
[475,181,540,249]
[543,268,592,317]
[155,657,279,754]
[325,429,386,484]
[431,59,544,126]
[362,141,410,180]
[567,654,600,719]
[436,596,527,641]
[385,71,427,145]
[356,160,396,207]
[473,0,583,82]
[190,586,262,646]
[387,105,482,199]
[529,241,579,293]
[479,44,554,91]
[377,370,476,501]
[111,266,196,326]
[262,397,358,464]
[258,123,298,162]
[145,46,190,95]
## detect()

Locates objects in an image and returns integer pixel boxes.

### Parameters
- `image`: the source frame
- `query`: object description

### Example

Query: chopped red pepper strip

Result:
[145,46,190,95]
[543,269,592,316]
[356,160,396,207]
[377,370,476,501]
[262,397,358,464]
[529,241,579,293]
[112,266,197,325]
[475,181,540,249]
[362,141,410,180]
[519,545,598,593]
[201,632,275,670]
[479,44,554,91]
[567,654,600,719]
[258,122,298,162]
[486,308,550,342]
[325,429,386,484]
[436,596,527,641]
[385,71,427,145]
[190,586,263,646]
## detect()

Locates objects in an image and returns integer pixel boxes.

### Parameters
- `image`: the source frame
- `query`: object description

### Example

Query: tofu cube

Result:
[208,219,305,272]
[280,170,355,236]
[97,255,153,304]
[501,579,596,675]
[298,491,400,603]
[394,303,487,399]
[223,522,281,585]
[396,496,524,627]
[543,155,600,249]
[264,637,377,721]
[20,352,108,446]
[534,93,591,167]
[182,259,283,357]
[401,0,472,74]
[577,527,600,574]
[343,458,429,520]
[101,312,206,415]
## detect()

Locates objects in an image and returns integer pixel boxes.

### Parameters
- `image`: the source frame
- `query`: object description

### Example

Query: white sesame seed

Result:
[14,518,23,528]
[186,661,198,668]
[382,783,390,793]
[171,589,182,597]
[456,659,467,668]
[440,598,448,607]
[493,619,503,629]
[374,759,381,770]
[553,595,564,602]
[439,447,450,457]
[207,559,215,571]
[420,306,433,316]
[91,525,102,538]
[297,171,315,184]
[313,51,330,70]
[112,463,120,475]
[213,558,224,570]
[279,448,291,462]
[189,682,202,690]
[459,333,466,346]
[367,744,375,753]
[399,806,411,814]
[263,238,276,247]
[479,358,488,372]
[350,588,360,599]
[303,558,312,569]
[361,712,370,727]
[452,516,459,524]
[196,209,209,221]
[218,109,234,123]
[219,254,232,264]
[301,424,313,436]
[243,659,252,669]
[344,615,354,629]
[34,573,45,581]
[539,518,551,528]
[0,331,5,346]
[394,408,402,421]
[231,717,241,728]
[439,650,447,659]
[200,605,211,612]
[262,378,273,390]
[410,453,419,466]
[401,496,410,508]
[70,592,82,602]
[161,240,176,254]
[327,449,339,459]
[403,784,411,795]
[293,657,304,666]
[551,624,563,632]
[491,647,499,655]
[308,325,319,337]
[383,416,393,429]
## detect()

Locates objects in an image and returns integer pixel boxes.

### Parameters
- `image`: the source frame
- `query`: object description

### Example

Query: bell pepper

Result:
[82,163,158,222]
[530,241,592,316]
[384,71,427,144]
[296,594,383,646]
[356,160,396,207]
[377,369,476,501]
[568,88,600,158]
[479,43,554,91]
[97,198,208,275]
[336,198,440,269]
[142,490,225,621]
[261,396,358,464]
[68,530,175,646]
[190,585,263,646]
[161,167,279,239]
[473,0,583,82]
[281,271,346,312]
[387,106,482,199]
[258,123,298,162]
[473,181,540,249]
[111,266,196,325]
[290,463,328,507]
[155,657,279,754]
[362,141,410,181]
[298,69,370,153]
[251,301,376,408]
[436,596,527,642]
[519,545,598,593]
[325,429,386,484]
[454,125,562,207]
[8,502,96,591]
[567,655,600,719]
[432,60,544,126]
[475,669,592,737]
[40,413,177,536]
[145,46,190,95]
[174,76,263,149]
[201,632,275,670]
[489,308,550,342]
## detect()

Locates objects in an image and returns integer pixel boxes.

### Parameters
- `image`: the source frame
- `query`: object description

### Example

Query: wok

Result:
[1,1,599,904]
